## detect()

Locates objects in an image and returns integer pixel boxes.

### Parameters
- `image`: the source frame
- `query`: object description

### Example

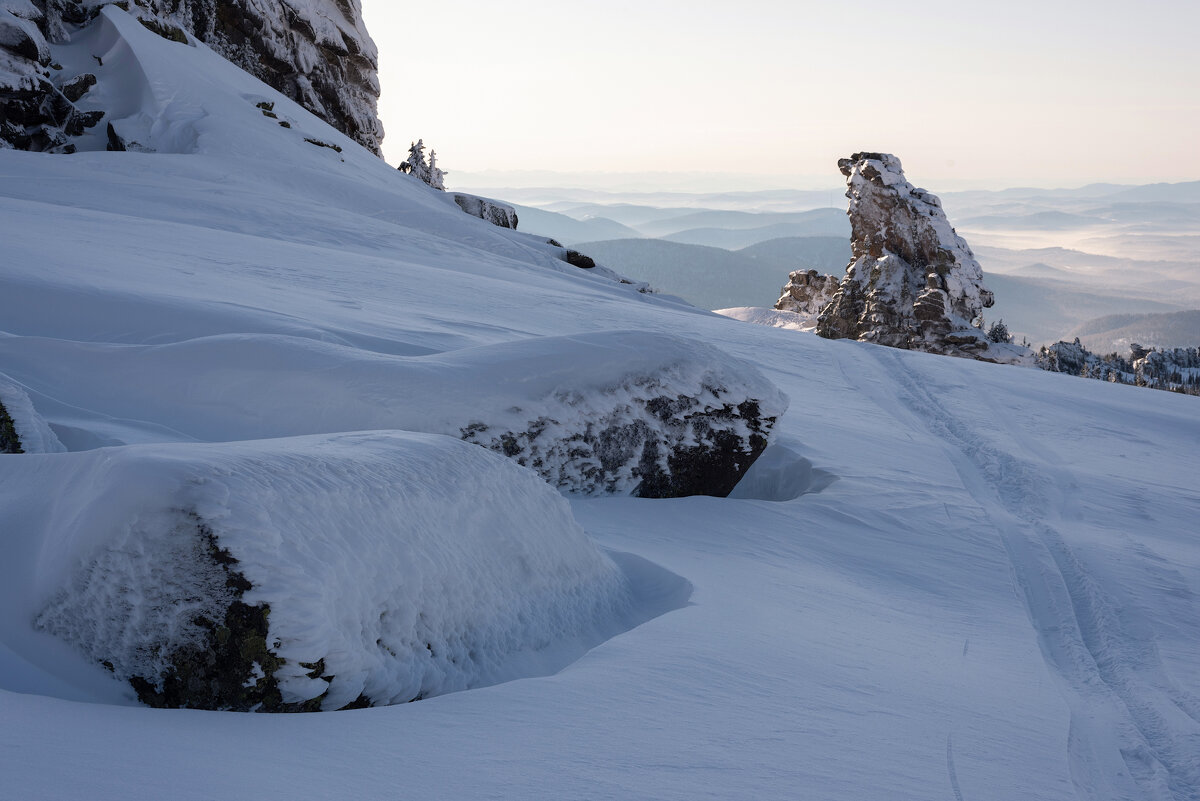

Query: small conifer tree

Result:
[986,319,1012,344]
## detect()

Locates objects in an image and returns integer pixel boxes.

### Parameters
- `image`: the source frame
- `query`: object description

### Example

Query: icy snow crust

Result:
[3,9,1200,801]
[24,432,650,710]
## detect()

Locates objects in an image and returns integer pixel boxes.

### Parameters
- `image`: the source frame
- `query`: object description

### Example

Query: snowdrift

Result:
[0,372,65,453]
[0,330,786,497]
[3,431,684,710]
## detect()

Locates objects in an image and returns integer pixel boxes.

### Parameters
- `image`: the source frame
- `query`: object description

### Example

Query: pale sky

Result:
[362,0,1200,191]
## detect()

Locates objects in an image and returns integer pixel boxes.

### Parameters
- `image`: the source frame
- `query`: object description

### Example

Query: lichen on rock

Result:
[815,152,996,358]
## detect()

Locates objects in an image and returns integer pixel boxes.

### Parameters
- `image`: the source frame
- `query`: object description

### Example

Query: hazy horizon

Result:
[362,0,1199,193]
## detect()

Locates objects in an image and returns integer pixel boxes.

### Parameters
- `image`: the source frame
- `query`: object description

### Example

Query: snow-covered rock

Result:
[0,330,787,497]
[1,0,382,153]
[775,268,840,320]
[816,152,998,358]
[1037,339,1200,394]
[452,192,518,229]
[26,431,648,710]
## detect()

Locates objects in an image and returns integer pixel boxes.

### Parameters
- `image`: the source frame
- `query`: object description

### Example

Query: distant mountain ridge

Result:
[1066,310,1200,354]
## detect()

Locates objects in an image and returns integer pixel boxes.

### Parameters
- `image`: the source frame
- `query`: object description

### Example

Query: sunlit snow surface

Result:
[2,9,1200,801]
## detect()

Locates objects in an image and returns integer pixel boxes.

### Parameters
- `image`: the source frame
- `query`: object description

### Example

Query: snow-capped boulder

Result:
[0,330,787,497]
[816,152,996,358]
[452,192,518,229]
[775,268,840,320]
[2,0,383,153]
[28,432,642,710]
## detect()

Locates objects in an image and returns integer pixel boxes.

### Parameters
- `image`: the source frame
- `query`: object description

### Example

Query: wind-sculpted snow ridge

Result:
[0,330,787,497]
[18,432,685,710]
[1,0,382,153]
[816,153,1004,359]
[0,372,64,453]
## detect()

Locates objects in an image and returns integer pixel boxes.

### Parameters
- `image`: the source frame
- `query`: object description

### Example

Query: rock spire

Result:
[815,152,995,357]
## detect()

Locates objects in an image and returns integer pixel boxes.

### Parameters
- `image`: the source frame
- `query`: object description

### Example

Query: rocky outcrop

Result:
[775,269,839,319]
[1037,339,1200,395]
[0,1,101,151]
[452,192,518,229]
[2,0,383,153]
[815,153,995,358]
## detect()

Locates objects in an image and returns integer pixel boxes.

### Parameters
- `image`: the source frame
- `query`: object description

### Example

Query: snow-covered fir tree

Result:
[428,150,446,191]
[399,139,446,190]
[403,139,429,183]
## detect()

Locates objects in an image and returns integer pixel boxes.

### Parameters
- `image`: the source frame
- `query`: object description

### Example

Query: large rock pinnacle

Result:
[815,152,995,356]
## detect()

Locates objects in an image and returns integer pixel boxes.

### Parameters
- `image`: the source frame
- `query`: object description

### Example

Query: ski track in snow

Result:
[839,345,1200,801]
[947,734,966,801]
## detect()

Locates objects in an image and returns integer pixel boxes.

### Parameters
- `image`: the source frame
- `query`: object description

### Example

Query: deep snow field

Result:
[3,10,1200,800]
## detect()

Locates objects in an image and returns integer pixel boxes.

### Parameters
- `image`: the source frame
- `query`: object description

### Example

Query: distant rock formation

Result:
[815,152,996,358]
[775,269,839,319]
[452,193,518,230]
[1,0,383,153]
[1037,339,1200,395]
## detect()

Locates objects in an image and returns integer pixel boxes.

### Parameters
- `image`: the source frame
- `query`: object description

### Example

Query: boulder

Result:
[0,330,786,497]
[28,432,640,710]
[452,192,518,229]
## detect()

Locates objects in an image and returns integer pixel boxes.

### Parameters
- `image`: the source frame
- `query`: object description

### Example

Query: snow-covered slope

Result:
[2,11,1200,801]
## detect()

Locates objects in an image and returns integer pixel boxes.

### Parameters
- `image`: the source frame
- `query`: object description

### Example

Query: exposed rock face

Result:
[1,0,383,153]
[1,1,98,151]
[775,269,839,318]
[452,192,518,229]
[816,153,995,357]
[1037,339,1200,395]
[462,394,777,499]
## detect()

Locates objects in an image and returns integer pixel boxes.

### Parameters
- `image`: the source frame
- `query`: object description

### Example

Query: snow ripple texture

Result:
[30,432,643,709]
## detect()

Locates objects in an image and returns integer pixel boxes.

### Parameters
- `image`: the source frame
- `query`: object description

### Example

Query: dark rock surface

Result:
[461,391,777,499]
[0,399,23,454]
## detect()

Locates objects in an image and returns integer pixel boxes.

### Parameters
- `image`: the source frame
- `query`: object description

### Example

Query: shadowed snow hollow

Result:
[5,431,689,711]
